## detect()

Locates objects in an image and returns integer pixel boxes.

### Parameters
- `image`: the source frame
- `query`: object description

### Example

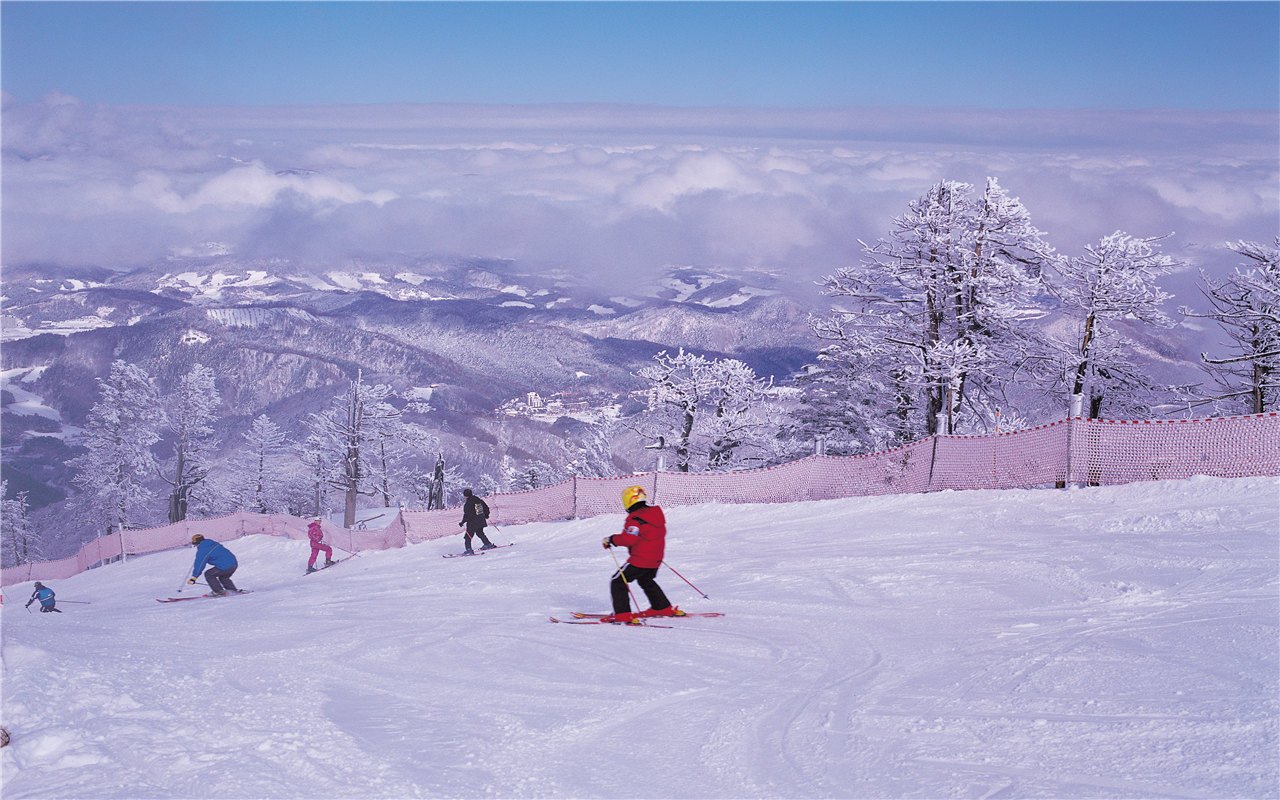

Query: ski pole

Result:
[58,600,92,604]
[489,523,512,544]
[607,546,642,614]
[662,560,709,599]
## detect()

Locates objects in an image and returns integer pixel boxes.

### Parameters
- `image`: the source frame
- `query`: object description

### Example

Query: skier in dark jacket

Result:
[458,488,497,554]
[600,485,683,624]
[188,534,240,596]
[26,582,60,613]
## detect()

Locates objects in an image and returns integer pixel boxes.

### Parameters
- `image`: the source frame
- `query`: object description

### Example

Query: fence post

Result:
[926,434,939,492]
[1063,416,1075,488]
[572,475,578,520]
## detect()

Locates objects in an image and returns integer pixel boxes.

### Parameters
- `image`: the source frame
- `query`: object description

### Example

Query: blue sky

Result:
[3,2,1278,109]
[1,2,1276,297]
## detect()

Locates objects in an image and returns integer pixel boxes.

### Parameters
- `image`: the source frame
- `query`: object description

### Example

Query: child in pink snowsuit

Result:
[307,520,335,573]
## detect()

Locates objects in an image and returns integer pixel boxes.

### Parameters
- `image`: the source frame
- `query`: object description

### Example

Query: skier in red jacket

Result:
[600,485,684,624]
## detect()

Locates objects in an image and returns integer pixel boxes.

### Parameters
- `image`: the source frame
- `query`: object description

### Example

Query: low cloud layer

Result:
[2,95,1276,289]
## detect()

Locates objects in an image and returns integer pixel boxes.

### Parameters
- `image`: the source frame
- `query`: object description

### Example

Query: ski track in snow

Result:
[2,476,1277,799]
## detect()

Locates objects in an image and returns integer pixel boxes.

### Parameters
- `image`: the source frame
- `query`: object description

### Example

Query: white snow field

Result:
[2,476,1277,799]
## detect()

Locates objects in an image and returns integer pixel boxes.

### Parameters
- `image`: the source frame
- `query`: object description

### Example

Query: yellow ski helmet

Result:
[621,485,647,510]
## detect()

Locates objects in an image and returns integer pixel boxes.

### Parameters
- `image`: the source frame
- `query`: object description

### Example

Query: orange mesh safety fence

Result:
[4,412,1276,588]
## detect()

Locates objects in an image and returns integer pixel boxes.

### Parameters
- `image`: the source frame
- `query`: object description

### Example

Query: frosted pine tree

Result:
[1183,239,1280,414]
[230,414,291,514]
[1042,232,1178,418]
[160,364,221,523]
[1,481,42,568]
[70,360,164,536]
[295,432,330,518]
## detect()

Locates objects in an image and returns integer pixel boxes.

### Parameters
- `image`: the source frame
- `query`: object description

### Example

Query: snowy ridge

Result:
[203,306,316,329]
[2,476,1276,798]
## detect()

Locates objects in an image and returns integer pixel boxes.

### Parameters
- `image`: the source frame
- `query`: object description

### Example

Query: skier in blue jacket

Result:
[25,582,60,613]
[188,534,240,596]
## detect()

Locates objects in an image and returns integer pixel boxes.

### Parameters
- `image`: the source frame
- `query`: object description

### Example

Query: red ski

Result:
[571,611,723,619]
[549,616,673,628]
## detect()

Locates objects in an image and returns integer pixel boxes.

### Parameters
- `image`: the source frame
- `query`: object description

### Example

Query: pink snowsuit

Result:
[307,522,333,568]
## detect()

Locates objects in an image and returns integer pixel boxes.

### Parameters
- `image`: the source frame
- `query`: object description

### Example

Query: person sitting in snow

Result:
[188,534,240,596]
[25,582,60,613]
[306,518,336,574]
[600,485,684,624]
[458,488,497,554]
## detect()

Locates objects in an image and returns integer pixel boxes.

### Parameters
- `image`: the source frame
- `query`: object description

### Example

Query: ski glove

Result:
[187,577,197,585]
[602,536,613,549]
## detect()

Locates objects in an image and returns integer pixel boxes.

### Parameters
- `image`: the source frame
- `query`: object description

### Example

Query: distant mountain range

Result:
[0,256,821,528]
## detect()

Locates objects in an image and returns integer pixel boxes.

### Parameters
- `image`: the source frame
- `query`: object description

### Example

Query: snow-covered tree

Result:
[307,371,404,527]
[70,360,164,536]
[811,178,1054,441]
[1183,238,1280,414]
[630,349,784,472]
[1041,232,1178,418]
[568,418,621,477]
[160,364,221,523]
[508,459,562,491]
[1,480,42,568]
[292,431,330,518]
[410,454,464,509]
[227,414,292,514]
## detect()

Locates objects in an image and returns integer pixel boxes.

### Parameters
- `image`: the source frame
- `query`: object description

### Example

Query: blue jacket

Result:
[29,586,55,608]
[191,540,237,577]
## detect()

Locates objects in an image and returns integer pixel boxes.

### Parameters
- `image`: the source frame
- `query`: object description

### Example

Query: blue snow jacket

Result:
[30,586,55,608]
[191,539,237,577]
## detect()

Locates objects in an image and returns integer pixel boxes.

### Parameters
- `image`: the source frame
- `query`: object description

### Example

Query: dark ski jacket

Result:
[607,502,667,569]
[191,539,237,578]
[461,495,490,531]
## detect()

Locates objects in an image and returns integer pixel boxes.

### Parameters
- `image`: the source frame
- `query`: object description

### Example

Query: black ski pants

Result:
[205,565,238,594]
[464,523,494,552]
[610,564,671,614]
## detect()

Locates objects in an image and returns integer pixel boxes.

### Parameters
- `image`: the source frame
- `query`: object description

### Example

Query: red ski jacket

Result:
[609,503,666,569]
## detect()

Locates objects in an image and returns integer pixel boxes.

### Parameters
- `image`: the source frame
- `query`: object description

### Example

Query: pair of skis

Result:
[157,590,253,604]
[304,553,359,575]
[442,543,515,558]
[548,611,724,626]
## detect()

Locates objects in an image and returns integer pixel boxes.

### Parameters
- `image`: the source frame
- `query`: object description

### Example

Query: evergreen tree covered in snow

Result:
[228,414,292,514]
[1041,232,1178,418]
[1,480,42,568]
[568,418,621,477]
[160,364,221,523]
[810,178,1053,442]
[295,432,330,518]
[70,360,164,536]
[1184,239,1280,414]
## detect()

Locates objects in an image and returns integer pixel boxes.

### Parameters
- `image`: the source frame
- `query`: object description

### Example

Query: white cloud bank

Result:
[2,95,1276,288]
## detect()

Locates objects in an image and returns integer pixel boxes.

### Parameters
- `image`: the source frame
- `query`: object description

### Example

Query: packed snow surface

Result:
[3,477,1277,799]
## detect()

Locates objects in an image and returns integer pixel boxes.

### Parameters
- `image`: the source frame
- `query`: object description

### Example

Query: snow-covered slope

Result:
[3,476,1276,798]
